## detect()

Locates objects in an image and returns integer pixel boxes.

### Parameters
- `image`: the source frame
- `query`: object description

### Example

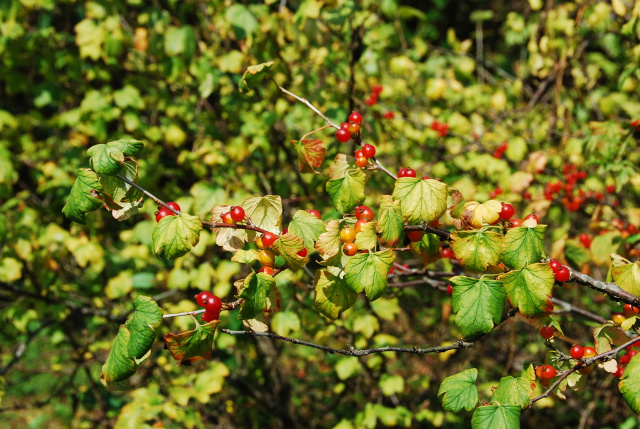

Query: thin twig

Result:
[550,297,607,324]
[114,174,179,214]
[278,87,340,129]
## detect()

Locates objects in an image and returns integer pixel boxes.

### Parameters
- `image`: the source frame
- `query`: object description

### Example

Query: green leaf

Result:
[490,374,534,409]
[501,225,546,269]
[242,195,282,234]
[62,168,105,224]
[152,214,203,259]
[113,86,145,110]
[126,296,163,359]
[313,269,358,319]
[450,230,502,273]
[620,354,640,413]
[438,368,479,412]
[591,231,623,265]
[326,168,366,214]
[379,374,405,397]
[101,325,137,384]
[315,219,342,259]
[328,153,353,180]
[450,276,505,338]
[87,143,125,175]
[238,61,274,93]
[471,404,521,429]
[564,239,590,268]
[377,196,405,248]
[409,232,441,264]
[226,4,260,39]
[238,273,276,320]
[271,311,301,337]
[354,221,378,250]
[272,233,308,272]
[594,323,628,354]
[291,139,326,174]
[164,25,197,61]
[165,319,220,365]
[344,250,395,301]
[392,177,448,224]
[289,210,326,250]
[612,262,640,295]
[107,139,144,156]
[498,263,554,317]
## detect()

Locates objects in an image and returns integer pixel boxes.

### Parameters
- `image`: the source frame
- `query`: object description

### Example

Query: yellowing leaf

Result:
[354,221,378,250]
[152,214,203,259]
[238,273,276,320]
[63,169,105,224]
[620,354,640,413]
[238,61,274,93]
[462,200,501,229]
[313,269,358,319]
[291,138,326,173]
[165,319,220,365]
[450,230,502,272]
[498,263,554,317]
[377,196,405,247]
[288,210,326,250]
[326,169,366,214]
[315,220,342,259]
[242,195,283,234]
[272,233,308,271]
[393,178,448,224]
[612,262,640,296]
[344,249,395,301]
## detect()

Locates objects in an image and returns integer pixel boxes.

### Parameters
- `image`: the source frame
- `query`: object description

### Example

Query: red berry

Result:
[383,111,395,119]
[230,206,245,222]
[343,242,358,256]
[540,365,557,379]
[539,326,554,340]
[166,202,181,212]
[371,85,383,94]
[499,203,515,221]
[194,291,214,307]
[259,266,274,276]
[606,184,616,193]
[261,232,278,247]
[555,266,571,282]
[354,219,368,233]
[336,128,351,143]
[632,119,640,128]
[523,191,532,200]
[221,211,235,224]
[203,295,222,314]
[365,95,378,106]
[623,304,639,318]
[361,144,376,158]
[354,149,363,158]
[297,248,308,258]
[509,218,523,228]
[355,206,374,221]
[404,168,416,178]
[446,284,453,295]
[620,354,631,365]
[355,157,368,168]
[398,168,406,178]
[442,247,455,259]
[307,209,321,219]
[349,111,363,124]
[340,122,350,129]
[156,207,174,222]
[579,233,591,249]
[407,230,424,242]
[570,345,584,359]
[549,259,561,273]
[615,366,625,378]
[629,350,638,358]
[524,213,539,224]
[202,309,220,323]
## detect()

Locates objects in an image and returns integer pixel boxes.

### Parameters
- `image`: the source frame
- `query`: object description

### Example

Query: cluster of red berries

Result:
[430,119,449,137]
[398,167,416,178]
[578,233,592,249]
[489,187,504,199]
[194,291,223,323]
[354,143,376,168]
[221,206,246,224]
[336,111,363,143]
[155,202,180,222]
[548,258,571,282]
[341,206,375,256]
[365,85,383,106]
[616,338,640,378]
[492,142,508,159]
[256,231,280,275]
[608,218,638,240]
[612,304,640,327]
[541,164,589,211]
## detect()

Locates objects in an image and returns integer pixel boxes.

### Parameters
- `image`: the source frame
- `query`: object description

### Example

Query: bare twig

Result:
[278,87,340,129]
[114,174,179,214]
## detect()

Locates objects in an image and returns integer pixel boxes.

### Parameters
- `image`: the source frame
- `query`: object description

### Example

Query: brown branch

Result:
[566,266,640,306]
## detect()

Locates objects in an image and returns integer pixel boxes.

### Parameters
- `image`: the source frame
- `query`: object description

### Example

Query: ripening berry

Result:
[623,304,639,318]
[343,242,358,256]
[612,312,626,326]
[336,128,351,143]
[446,284,453,295]
[579,233,592,249]
[354,219,368,233]
[347,122,360,134]
[355,206,374,221]
[307,209,321,219]
[340,227,356,244]
[524,213,539,224]
[509,218,523,228]
[259,266,275,276]
[354,149,363,158]
[221,211,235,224]
[442,247,455,259]
[355,157,368,168]
[259,249,276,267]
[539,326,554,339]
[570,345,584,359]
[407,230,424,242]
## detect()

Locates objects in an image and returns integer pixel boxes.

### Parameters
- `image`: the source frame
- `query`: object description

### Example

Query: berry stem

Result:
[114,174,180,215]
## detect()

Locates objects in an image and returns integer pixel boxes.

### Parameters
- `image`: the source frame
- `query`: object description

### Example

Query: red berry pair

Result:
[549,258,570,282]
[221,206,246,224]
[398,167,416,178]
[155,202,181,222]
[194,291,223,322]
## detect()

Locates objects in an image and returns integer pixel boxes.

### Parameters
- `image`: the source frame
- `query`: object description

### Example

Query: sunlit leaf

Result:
[272,233,308,271]
[377,196,405,248]
[314,269,358,319]
[62,169,104,224]
[438,368,479,412]
[238,273,276,320]
[594,323,628,354]
[87,143,125,175]
[288,210,326,250]
[392,177,448,224]
[354,221,378,251]
[344,249,395,301]
[326,168,366,214]
[612,261,640,296]
[461,200,502,229]
[501,225,546,269]
[165,319,220,365]
[238,61,274,93]
[498,263,554,317]
[315,219,342,259]
[471,404,521,429]
[450,230,502,272]
[620,355,640,413]
[491,366,534,409]
[152,214,203,259]
[126,296,163,359]
[450,276,505,338]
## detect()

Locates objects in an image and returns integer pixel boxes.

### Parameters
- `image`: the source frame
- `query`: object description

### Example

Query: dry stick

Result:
[114,174,180,215]
[531,335,640,407]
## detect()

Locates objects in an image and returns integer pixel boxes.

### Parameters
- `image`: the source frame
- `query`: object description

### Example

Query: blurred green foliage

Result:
[2,0,640,428]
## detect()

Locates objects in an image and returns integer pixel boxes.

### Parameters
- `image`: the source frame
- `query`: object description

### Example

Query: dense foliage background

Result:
[2,0,640,428]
